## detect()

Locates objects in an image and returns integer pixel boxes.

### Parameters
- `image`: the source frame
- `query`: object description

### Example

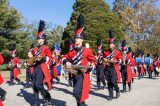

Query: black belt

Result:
[76,70,83,75]
[97,63,103,65]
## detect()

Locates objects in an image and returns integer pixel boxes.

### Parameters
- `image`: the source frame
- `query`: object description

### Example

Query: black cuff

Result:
[41,57,46,62]
[63,59,68,65]
[125,59,128,64]
[86,67,92,73]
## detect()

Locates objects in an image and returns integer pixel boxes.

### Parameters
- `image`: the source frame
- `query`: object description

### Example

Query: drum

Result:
[156,67,160,73]
[145,57,150,65]
[136,57,142,64]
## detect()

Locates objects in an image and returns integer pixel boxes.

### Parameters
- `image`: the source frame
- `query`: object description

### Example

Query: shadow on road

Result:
[17,89,67,106]
[58,82,69,87]
[53,86,73,96]
[17,89,34,105]
[49,98,67,106]
[90,90,109,99]
[142,76,157,80]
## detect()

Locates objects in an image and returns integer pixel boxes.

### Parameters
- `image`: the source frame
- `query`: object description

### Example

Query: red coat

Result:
[52,57,58,78]
[0,54,4,84]
[62,47,95,102]
[10,57,21,79]
[141,62,145,74]
[0,54,4,65]
[156,60,160,68]
[150,63,154,72]
[130,58,136,76]
[103,49,122,83]
[0,100,3,106]
[126,54,133,83]
[33,45,52,90]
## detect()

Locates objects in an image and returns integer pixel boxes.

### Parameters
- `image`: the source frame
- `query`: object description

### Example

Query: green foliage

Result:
[0,64,7,71]
[47,25,63,49]
[0,0,32,62]
[63,0,122,53]
[113,0,160,54]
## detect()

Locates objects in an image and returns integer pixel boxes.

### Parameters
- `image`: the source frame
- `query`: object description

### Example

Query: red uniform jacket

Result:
[10,57,21,79]
[130,58,136,76]
[103,49,122,83]
[62,47,95,102]
[0,100,3,106]
[141,62,145,74]
[0,54,4,65]
[52,57,58,78]
[0,54,4,84]
[33,45,52,90]
[150,63,154,72]
[125,54,133,83]
[156,60,160,68]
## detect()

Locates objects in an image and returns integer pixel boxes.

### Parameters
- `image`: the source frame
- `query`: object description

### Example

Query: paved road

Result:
[1,76,160,106]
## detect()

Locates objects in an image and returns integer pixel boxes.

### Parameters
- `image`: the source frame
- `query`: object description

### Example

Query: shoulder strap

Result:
[72,47,84,65]
[35,45,43,56]
[106,50,115,60]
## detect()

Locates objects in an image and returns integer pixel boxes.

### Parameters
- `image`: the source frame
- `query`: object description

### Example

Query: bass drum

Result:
[156,67,160,73]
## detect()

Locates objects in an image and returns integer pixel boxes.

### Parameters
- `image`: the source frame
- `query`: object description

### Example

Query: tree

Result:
[63,0,122,53]
[113,0,160,54]
[47,25,63,49]
[0,0,32,62]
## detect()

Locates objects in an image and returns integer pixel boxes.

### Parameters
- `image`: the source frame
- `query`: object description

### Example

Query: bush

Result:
[0,64,8,71]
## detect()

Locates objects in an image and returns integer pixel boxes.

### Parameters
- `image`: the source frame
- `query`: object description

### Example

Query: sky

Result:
[9,0,115,27]
[10,0,160,27]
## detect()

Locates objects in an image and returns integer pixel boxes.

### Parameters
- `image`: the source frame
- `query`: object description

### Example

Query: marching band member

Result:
[61,14,95,106]
[32,20,52,106]
[144,53,152,78]
[136,50,144,80]
[67,38,76,87]
[23,44,34,88]
[153,52,159,77]
[50,44,60,84]
[95,38,106,90]
[9,45,21,86]
[121,40,133,93]
[0,53,6,102]
[103,29,122,100]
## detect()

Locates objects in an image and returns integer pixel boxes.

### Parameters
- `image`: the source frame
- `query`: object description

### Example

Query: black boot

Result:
[44,91,51,106]
[107,96,113,101]
[122,85,126,93]
[56,78,60,84]
[0,90,7,101]
[23,82,30,89]
[16,78,21,85]
[32,103,40,106]
[9,80,14,86]
[96,82,100,91]
[68,79,72,87]
[129,86,132,91]
[116,91,120,99]
[128,83,132,91]
[132,78,134,83]
[138,73,140,80]
[80,101,88,106]
[101,80,106,90]
[44,99,50,106]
